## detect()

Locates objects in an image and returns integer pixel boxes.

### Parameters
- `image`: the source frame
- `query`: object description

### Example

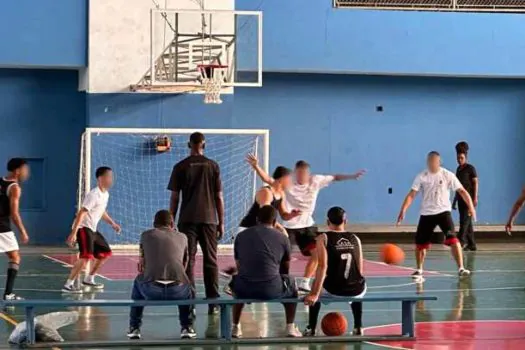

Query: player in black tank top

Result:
[303,207,367,336]
[239,186,282,227]
[0,158,30,301]
[239,166,301,231]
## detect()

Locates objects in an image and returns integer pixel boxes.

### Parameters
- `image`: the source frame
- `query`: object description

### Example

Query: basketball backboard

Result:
[84,1,262,93]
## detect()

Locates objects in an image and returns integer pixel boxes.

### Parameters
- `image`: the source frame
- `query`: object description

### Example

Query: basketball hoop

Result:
[198,64,228,104]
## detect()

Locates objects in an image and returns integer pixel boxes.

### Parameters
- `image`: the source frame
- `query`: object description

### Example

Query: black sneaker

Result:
[411,270,423,279]
[82,281,104,289]
[352,328,363,336]
[127,327,141,340]
[303,325,315,337]
[181,326,197,339]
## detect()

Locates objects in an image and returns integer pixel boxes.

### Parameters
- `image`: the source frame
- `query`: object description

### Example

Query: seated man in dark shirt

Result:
[230,205,301,338]
[127,210,195,340]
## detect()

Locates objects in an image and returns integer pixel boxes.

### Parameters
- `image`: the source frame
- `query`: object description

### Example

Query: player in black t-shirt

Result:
[0,158,30,301]
[167,132,224,314]
[303,206,366,336]
[452,142,478,251]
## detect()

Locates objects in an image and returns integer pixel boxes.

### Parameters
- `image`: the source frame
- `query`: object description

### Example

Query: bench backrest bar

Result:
[2,295,437,307]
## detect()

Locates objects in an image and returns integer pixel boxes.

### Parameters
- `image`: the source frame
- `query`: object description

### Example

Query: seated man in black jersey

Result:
[303,206,367,336]
[230,205,302,338]
[239,166,301,235]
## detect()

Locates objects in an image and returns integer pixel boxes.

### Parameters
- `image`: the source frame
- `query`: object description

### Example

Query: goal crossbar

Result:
[79,127,270,250]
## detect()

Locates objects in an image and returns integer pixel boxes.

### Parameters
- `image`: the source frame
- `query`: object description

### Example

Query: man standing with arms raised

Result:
[168,132,224,315]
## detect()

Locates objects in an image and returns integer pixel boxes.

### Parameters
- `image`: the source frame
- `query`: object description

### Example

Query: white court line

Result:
[42,254,113,281]
[367,285,525,294]
[366,260,454,277]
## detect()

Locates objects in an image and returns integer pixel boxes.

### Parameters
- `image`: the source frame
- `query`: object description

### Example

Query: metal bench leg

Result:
[220,305,232,341]
[25,306,36,345]
[401,300,415,337]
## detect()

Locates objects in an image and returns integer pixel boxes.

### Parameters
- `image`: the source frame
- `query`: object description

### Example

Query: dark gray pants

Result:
[178,223,219,300]
[458,201,475,248]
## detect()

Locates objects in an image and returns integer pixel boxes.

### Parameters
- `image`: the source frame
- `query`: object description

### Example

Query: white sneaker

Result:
[286,324,303,337]
[61,285,83,294]
[458,268,471,277]
[232,324,242,338]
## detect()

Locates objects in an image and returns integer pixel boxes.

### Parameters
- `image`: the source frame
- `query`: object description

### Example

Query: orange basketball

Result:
[380,243,405,265]
[321,312,348,336]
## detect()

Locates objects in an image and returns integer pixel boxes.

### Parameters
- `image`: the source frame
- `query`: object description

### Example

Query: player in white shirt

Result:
[246,155,365,291]
[62,166,121,293]
[397,151,476,279]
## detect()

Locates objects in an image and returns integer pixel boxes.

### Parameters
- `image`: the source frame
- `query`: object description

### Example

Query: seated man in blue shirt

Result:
[230,205,301,338]
[127,210,195,340]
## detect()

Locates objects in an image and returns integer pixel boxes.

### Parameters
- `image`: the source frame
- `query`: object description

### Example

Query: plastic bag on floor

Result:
[8,311,79,345]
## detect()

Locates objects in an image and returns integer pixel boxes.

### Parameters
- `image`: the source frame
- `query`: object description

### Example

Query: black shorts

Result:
[77,227,112,260]
[287,226,318,256]
[230,275,298,300]
[415,211,458,249]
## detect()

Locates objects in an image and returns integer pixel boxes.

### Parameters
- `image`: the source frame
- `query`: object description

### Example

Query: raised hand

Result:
[245,153,258,167]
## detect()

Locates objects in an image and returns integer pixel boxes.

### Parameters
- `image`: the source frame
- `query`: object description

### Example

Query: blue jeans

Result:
[129,275,193,328]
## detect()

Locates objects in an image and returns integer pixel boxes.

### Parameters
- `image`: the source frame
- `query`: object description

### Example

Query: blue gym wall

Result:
[2,2,525,244]
[88,73,525,225]
[239,1,525,77]
[0,69,86,244]
[0,0,87,68]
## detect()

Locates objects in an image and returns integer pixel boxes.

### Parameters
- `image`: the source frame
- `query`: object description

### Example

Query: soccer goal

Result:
[78,128,269,249]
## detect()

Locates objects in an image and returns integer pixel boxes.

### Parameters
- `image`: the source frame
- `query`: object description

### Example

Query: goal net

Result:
[78,128,269,249]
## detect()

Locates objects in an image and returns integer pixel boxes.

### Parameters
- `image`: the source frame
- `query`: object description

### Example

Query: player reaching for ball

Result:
[246,154,365,292]
[62,166,121,293]
[303,207,366,336]
[396,151,476,280]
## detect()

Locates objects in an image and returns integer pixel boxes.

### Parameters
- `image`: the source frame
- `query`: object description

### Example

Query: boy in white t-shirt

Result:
[62,166,121,293]
[397,151,476,279]
[246,155,365,291]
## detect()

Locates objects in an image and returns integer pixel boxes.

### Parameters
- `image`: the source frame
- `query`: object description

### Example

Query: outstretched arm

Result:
[333,169,366,181]
[397,190,418,225]
[246,153,274,185]
[102,212,121,233]
[457,188,476,221]
[506,187,525,232]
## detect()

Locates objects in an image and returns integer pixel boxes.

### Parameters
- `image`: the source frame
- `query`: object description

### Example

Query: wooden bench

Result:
[2,294,437,346]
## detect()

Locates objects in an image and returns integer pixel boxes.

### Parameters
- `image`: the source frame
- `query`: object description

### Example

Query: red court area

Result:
[45,253,438,280]
[367,321,525,350]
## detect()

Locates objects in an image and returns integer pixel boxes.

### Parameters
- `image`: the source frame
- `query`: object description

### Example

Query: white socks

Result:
[84,275,95,283]
[65,279,75,287]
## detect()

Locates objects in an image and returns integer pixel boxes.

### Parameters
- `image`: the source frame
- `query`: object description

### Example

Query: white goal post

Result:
[78,127,269,249]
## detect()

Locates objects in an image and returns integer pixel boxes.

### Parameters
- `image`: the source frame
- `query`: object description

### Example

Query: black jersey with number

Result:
[0,178,16,233]
[239,186,282,228]
[323,231,366,296]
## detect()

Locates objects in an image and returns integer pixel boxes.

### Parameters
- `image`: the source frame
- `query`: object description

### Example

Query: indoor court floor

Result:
[1,244,525,349]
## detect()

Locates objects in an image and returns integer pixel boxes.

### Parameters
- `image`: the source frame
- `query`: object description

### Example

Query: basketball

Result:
[380,243,405,265]
[321,312,348,336]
